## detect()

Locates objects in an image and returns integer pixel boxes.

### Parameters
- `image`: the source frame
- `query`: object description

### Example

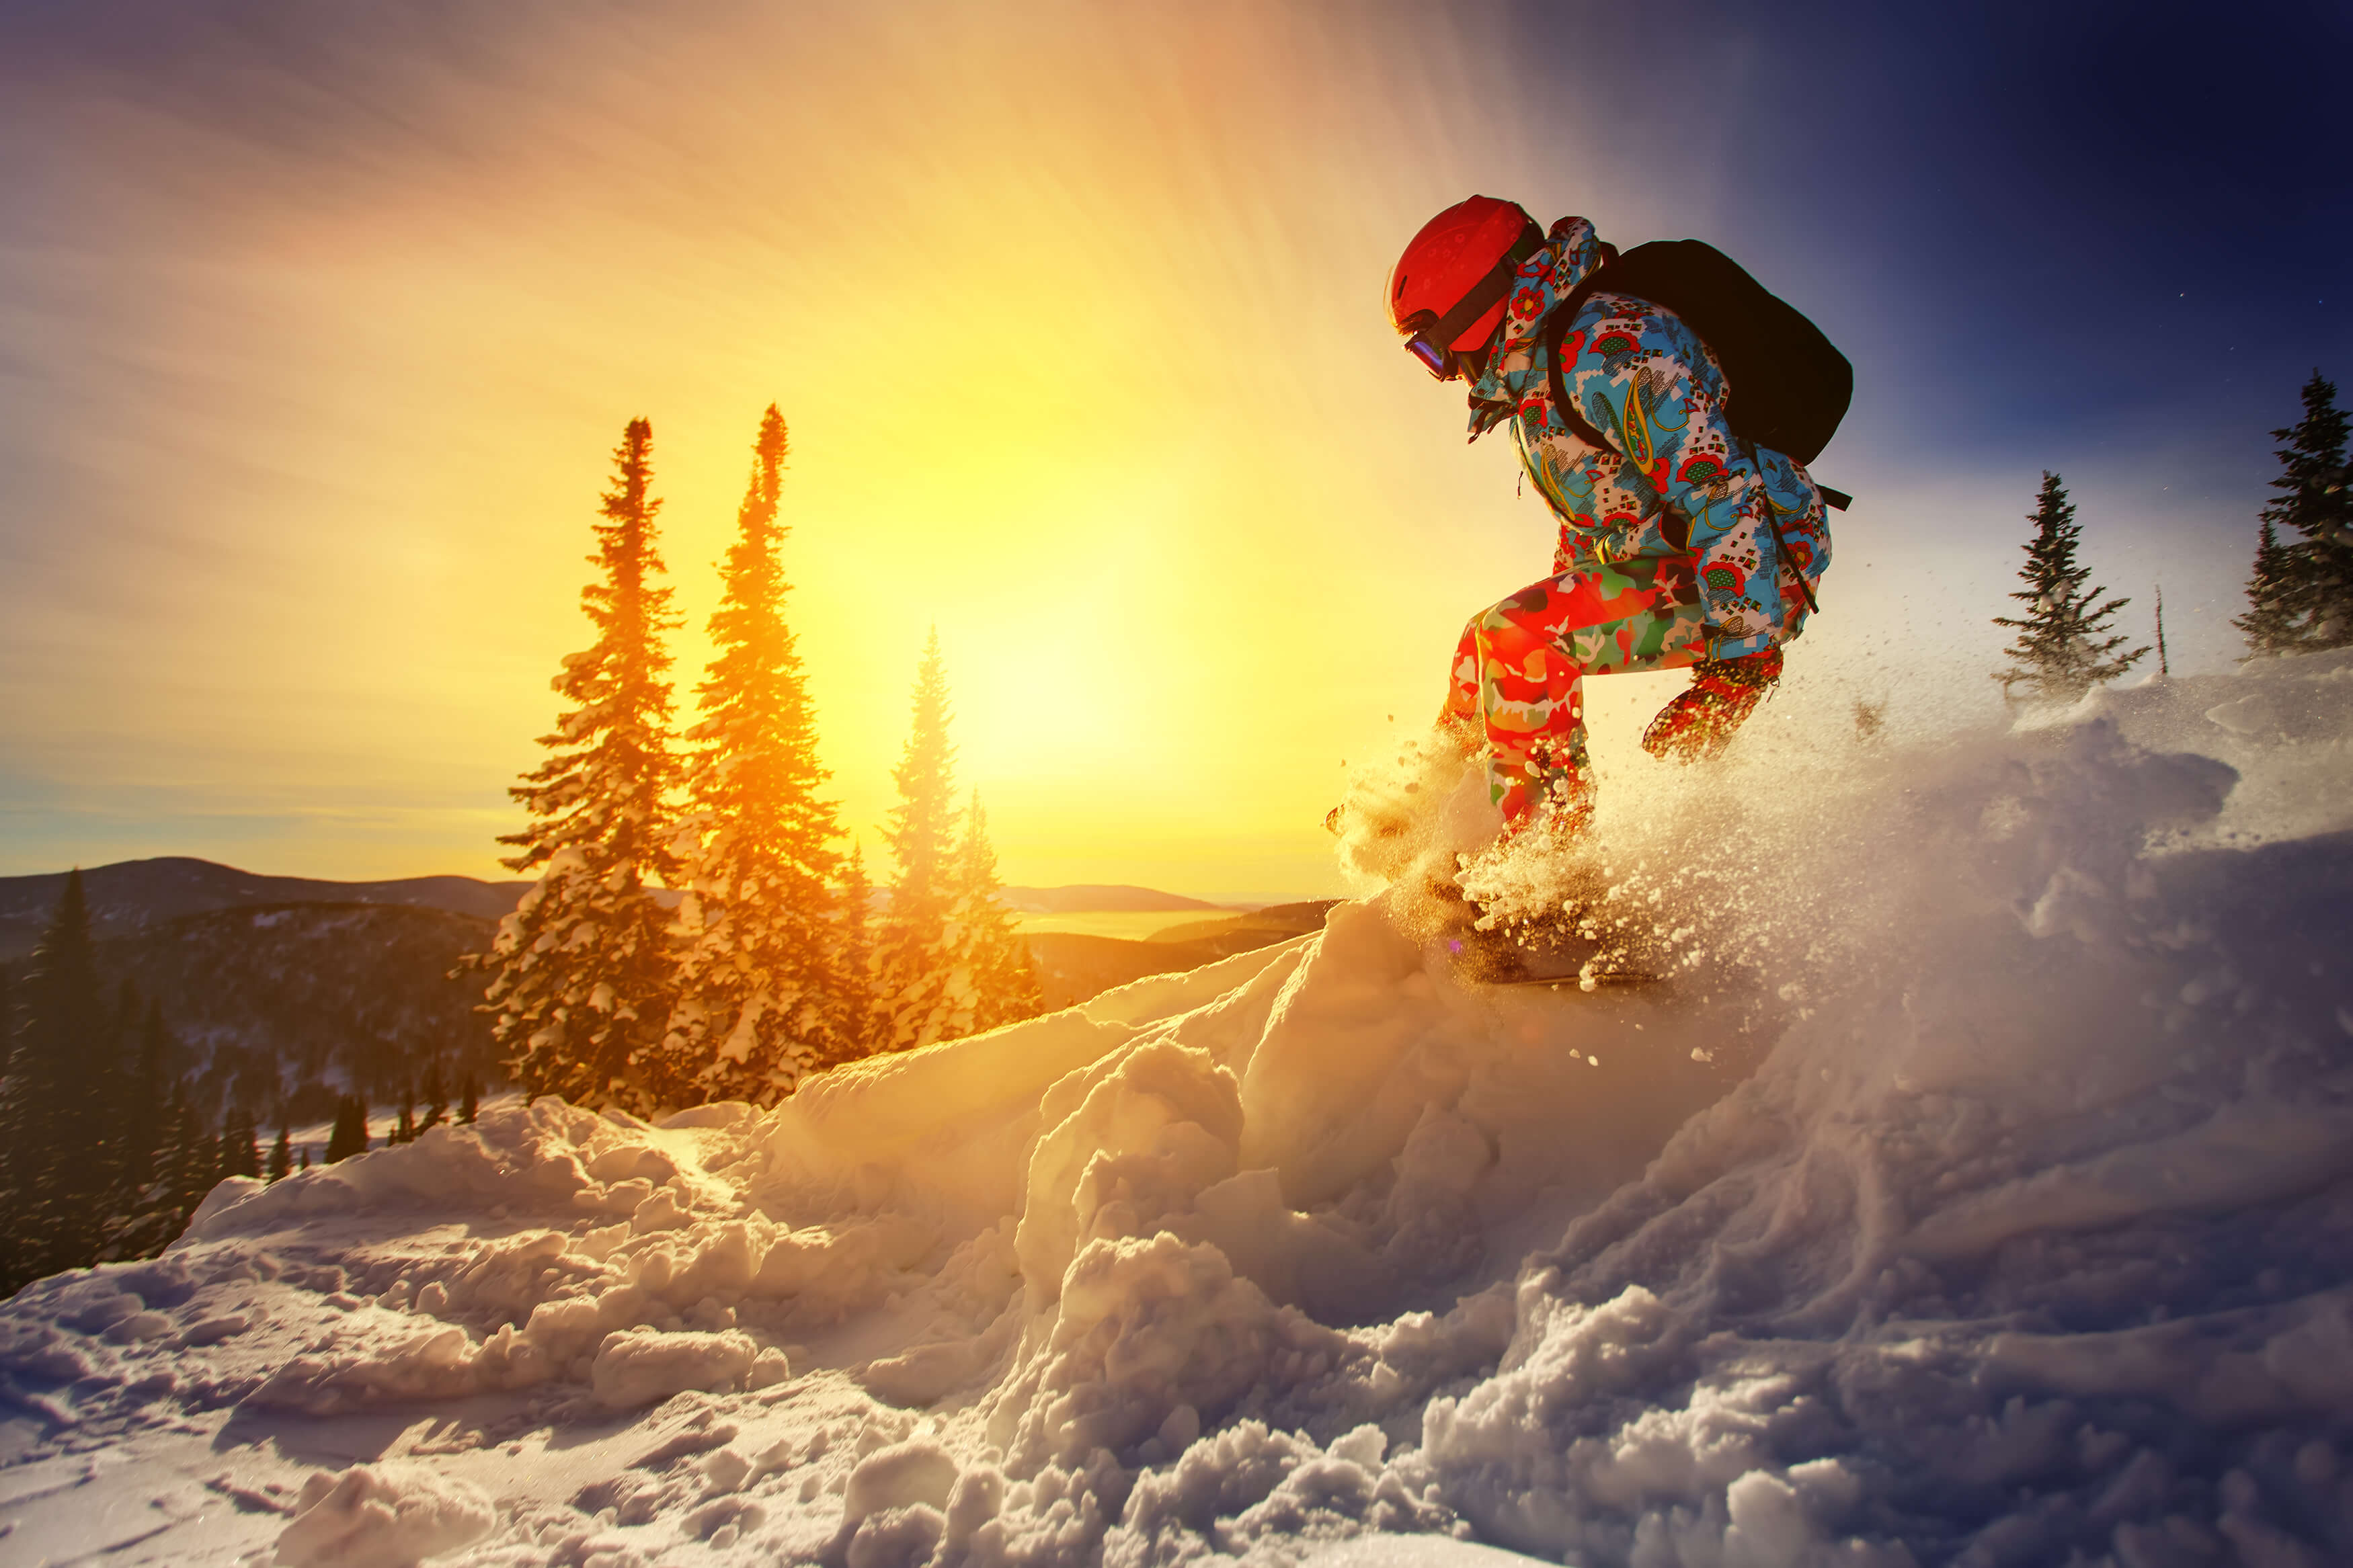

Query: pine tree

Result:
[0,870,123,1290]
[873,632,963,1052]
[0,958,22,1294]
[420,1061,448,1132]
[1993,472,2149,703]
[826,844,881,1063]
[2244,370,2353,649]
[944,794,1045,1036]
[122,1001,172,1198]
[105,1083,207,1263]
[667,406,846,1104]
[458,1076,480,1126]
[212,1108,262,1182]
[471,418,685,1114]
[324,1095,369,1163]
[2236,520,2303,655]
[167,1091,220,1226]
[95,999,177,1259]
[266,1127,293,1184]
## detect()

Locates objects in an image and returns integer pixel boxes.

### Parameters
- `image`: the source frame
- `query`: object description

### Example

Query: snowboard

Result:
[1420,874,1668,991]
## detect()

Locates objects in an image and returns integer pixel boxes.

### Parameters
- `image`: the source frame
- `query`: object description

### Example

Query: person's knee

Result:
[1471,605,1527,651]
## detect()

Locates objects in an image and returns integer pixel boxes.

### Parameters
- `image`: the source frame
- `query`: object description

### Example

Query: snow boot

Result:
[1641,647,1783,764]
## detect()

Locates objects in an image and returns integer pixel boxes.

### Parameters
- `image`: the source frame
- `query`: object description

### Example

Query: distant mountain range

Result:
[0,858,1335,1118]
[0,859,1285,959]
[0,856,530,960]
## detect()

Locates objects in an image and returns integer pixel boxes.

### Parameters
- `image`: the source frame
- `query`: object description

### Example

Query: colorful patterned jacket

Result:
[1466,216,1831,660]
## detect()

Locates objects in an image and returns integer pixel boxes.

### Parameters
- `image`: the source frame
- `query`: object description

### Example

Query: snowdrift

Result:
[5,652,2353,1568]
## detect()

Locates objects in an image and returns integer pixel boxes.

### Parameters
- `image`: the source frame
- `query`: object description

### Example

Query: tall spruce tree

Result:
[0,870,122,1291]
[2243,370,2352,650]
[472,418,684,1114]
[943,794,1044,1035]
[1993,472,2149,703]
[873,632,961,1052]
[668,406,846,1104]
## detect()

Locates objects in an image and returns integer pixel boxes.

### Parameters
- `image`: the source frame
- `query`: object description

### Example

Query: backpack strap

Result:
[1542,281,1850,514]
[1540,290,1612,453]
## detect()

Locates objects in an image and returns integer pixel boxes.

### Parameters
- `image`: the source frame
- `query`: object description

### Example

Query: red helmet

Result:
[1388,196,1544,378]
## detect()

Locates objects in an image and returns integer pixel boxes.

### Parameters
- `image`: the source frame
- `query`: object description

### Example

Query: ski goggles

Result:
[1400,218,1546,380]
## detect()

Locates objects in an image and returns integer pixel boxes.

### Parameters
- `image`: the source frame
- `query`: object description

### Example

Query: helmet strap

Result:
[1416,218,1545,366]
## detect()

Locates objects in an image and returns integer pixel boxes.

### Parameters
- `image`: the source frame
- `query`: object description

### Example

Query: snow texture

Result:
[5,651,2353,1568]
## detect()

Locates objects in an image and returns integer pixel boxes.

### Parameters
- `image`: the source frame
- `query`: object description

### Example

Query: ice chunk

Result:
[590,1327,757,1409]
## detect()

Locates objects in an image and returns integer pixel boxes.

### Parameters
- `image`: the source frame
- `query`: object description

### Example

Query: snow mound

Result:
[5,651,2353,1567]
[274,1460,497,1568]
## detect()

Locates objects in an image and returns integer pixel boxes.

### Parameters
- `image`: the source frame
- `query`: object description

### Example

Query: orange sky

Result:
[0,1,2255,900]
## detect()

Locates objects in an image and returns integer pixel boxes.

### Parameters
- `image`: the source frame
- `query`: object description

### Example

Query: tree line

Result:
[0,872,477,1294]
[465,408,1042,1119]
[1992,369,2350,702]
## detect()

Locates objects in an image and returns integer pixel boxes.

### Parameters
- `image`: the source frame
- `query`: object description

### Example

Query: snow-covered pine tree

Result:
[1993,472,2149,703]
[826,844,881,1061]
[472,418,685,1114]
[873,632,963,1052]
[944,793,1044,1035]
[2251,370,2352,649]
[0,870,122,1291]
[266,1127,292,1184]
[666,406,845,1103]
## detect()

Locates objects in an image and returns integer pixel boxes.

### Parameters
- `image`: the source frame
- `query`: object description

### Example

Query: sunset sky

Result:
[2,0,2348,901]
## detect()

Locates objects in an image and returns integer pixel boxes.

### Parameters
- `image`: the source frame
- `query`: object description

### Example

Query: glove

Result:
[1641,647,1784,764]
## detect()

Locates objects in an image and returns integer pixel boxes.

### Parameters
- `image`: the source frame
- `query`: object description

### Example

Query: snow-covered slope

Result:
[5,653,2352,1568]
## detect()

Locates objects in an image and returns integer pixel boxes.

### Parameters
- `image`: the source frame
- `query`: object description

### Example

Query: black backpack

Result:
[1540,240,1852,505]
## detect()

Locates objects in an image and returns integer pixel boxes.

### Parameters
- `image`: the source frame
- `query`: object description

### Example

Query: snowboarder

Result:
[1389,196,1835,840]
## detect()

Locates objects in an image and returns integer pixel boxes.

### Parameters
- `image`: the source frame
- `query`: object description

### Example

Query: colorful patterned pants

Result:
[1441,556,1708,827]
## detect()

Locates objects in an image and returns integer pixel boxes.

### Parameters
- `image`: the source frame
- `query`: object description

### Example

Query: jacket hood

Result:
[1465,215,1612,442]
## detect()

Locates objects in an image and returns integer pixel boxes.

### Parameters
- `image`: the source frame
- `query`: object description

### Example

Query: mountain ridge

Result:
[0,856,530,958]
[1,857,1308,958]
